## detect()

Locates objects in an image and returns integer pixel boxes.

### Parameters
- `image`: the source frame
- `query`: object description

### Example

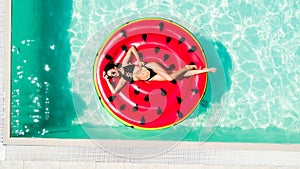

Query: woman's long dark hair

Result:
[104,61,121,78]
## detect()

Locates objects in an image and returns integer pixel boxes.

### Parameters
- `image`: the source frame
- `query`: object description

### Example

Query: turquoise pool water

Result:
[11,0,300,143]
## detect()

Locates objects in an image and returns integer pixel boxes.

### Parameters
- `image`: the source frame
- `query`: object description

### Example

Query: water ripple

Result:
[68,0,300,136]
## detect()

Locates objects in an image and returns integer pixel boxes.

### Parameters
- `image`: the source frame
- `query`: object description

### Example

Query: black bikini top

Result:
[122,64,135,83]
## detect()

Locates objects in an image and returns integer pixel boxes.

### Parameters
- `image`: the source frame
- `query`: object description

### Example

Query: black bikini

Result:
[122,64,135,84]
[145,66,157,81]
[122,64,157,83]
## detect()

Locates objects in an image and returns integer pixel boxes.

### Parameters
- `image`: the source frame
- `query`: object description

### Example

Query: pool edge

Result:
[3,0,11,145]
[3,137,300,152]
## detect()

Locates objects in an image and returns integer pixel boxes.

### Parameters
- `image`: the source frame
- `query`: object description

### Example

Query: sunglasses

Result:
[110,71,117,75]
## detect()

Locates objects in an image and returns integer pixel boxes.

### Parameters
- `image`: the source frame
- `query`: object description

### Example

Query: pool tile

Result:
[0,160,23,169]
[95,162,133,169]
[204,164,240,169]
[24,161,59,169]
[131,163,170,169]
[276,167,300,169]
[0,146,5,160]
[59,162,95,169]
[241,165,277,169]
[168,164,204,169]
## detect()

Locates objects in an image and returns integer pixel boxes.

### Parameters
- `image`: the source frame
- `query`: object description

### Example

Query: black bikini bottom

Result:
[145,66,157,81]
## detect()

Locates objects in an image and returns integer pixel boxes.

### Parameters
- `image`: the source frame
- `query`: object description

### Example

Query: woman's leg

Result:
[183,68,217,77]
[170,65,198,79]
[145,63,199,81]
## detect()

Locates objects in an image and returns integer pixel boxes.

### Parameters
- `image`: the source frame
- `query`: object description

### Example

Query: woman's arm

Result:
[122,46,143,65]
[104,74,127,94]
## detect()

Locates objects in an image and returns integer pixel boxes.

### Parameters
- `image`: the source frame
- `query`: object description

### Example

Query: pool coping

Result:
[4,137,300,152]
[3,0,11,146]
[3,0,300,153]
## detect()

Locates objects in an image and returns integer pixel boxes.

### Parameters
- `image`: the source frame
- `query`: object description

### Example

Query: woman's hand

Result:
[103,72,109,81]
[138,61,145,67]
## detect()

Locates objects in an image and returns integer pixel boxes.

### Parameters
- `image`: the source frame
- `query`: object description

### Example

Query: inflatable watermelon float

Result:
[94,18,207,130]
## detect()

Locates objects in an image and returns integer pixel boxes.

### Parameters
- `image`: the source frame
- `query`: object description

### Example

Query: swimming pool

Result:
[6,0,300,144]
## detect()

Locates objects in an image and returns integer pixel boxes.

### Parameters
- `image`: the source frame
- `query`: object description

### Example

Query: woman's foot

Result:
[185,65,198,70]
[204,67,217,73]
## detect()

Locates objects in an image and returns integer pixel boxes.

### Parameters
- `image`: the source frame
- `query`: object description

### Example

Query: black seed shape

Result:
[133,104,138,112]
[171,79,177,84]
[140,116,145,125]
[161,88,167,96]
[191,88,199,94]
[188,46,197,52]
[154,47,160,54]
[122,45,128,52]
[105,54,113,60]
[159,22,164,31]
[144,95,149,102]
[120,104,126,110]
[164,54,169,61]
[166,36,172,44]
[189,62,196,65]
[168,64,176,71]
[120,30,127,38]
[176,96,182,104]
[130,125,134,128]
[157,107,162,115]
[177,111,183,118]
[178,37,185,44]
[134,88,140,95]
[108,96,116,102]
[142,34,147,41]
[200,100,209,108]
